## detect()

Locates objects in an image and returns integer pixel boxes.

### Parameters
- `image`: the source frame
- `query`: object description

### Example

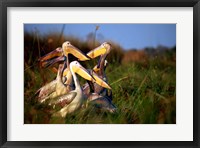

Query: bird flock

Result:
[35,41,117,118]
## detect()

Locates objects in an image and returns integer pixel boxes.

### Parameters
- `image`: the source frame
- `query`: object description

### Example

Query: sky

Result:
[24,24,176,50]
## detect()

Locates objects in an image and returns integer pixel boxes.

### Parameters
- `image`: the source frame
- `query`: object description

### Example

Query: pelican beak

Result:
[40,56,65,68]
[87,45,107,59]
[72,64,95,81]
[91,72,111,89]
[38,47,63,62]
[66,45,90,61]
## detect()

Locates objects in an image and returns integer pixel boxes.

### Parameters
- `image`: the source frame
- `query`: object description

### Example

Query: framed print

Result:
[0,0,199,147]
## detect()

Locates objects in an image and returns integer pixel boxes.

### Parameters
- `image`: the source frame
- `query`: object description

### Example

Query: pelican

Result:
[83,42,117,113]
[38,60,69,103]
[83,42,112,98]
[51,61,110,117]
[36,41,90,101]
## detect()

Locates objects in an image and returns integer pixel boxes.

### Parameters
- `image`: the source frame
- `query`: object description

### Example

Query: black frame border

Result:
[0,0,199,147]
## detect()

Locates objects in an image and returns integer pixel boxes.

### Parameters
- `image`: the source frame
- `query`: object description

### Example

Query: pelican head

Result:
[70,61,111,89]
[70,61,94,82]
[39,41,90,67]
[87,42,111,59]
[62,41,90,61]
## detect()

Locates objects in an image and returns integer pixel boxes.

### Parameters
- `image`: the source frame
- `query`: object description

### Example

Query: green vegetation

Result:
[24,31,176,124]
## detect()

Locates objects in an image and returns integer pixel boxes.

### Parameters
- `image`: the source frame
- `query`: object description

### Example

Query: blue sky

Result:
[24,24,176,50]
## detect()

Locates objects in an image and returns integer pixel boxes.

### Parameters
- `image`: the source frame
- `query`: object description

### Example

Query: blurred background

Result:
[24,24,176,124]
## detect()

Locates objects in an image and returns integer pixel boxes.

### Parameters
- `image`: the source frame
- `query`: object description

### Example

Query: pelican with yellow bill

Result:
[36,41,90,101]
[83,42,117,113]
[84,42,112,97]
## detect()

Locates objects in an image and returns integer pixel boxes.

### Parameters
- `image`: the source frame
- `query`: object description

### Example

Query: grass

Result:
[24,57,176,124]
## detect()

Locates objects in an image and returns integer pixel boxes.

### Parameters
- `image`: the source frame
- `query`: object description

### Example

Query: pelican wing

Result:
[36,76,68,103]
[90,96,116,113]
[48,91,77,107]
[36,80,57,102]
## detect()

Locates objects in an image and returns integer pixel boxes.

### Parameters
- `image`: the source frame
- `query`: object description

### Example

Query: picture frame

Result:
[0,0,199,147]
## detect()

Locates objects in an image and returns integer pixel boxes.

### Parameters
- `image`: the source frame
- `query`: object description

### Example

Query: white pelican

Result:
[36,41,90,102]
[85,42,111,96]
[38,61,69,103]
[83,42,117,113]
